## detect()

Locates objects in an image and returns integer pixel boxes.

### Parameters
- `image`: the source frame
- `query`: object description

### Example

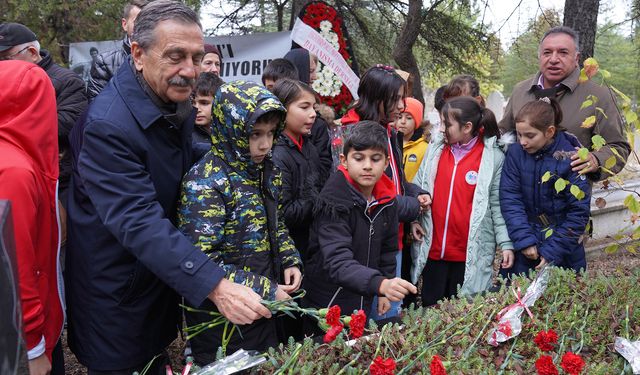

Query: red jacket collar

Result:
[284,132,304,152]
[337,164,395,205]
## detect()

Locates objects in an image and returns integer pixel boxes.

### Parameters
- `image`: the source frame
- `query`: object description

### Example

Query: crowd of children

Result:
[173,54,592,363]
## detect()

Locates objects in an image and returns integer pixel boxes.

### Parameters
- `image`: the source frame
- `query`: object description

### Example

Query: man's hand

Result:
[279,266,302,294]
[377,296,391,315]
[522,246,539,260]
[378,277,417,302]
[208,278,272,325]
[501,249,515,269]
[417,194,432,213]
[28,353,51,375]
[410,222,425,242]
[571,149,599,174]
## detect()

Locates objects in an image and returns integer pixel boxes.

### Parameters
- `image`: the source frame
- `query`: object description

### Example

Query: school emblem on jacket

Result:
[465,170,478,185]
[408,154,417,163]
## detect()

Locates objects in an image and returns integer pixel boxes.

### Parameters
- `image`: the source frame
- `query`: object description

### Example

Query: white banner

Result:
[69,31,292,85]
[205,31,292,83]
[290,18,359,99]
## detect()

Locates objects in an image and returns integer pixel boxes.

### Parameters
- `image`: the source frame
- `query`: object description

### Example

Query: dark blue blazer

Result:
[500,131,591,275]
[65,60,225,370]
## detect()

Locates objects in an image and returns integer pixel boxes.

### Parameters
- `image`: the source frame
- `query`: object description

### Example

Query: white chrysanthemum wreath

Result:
[312,20,343,97]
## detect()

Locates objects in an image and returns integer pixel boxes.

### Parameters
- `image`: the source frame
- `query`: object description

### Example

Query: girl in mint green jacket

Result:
[410,97,513,305]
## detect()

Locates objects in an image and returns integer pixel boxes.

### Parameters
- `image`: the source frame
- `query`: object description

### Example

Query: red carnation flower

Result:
[323,323,343,343]
[430,355,447,375]
[560,352,585,375]
[349,309,366,338]
[325,305,341,326]
[534,329,559,352]
[535,355,558,375]
[369,356,396,375]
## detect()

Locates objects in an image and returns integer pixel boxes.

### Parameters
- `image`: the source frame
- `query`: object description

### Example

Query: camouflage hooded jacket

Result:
[177,81,302,300]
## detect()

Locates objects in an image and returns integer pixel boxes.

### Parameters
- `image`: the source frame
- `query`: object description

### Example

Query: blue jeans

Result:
[369,251,402,320]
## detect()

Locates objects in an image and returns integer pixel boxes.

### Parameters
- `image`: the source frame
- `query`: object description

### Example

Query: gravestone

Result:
[486,91,505,122]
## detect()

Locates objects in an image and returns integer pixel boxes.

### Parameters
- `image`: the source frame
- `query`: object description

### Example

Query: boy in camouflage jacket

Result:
[177,81,302,364]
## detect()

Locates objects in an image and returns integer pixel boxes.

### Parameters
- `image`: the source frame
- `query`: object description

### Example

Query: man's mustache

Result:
[168,75,195,87]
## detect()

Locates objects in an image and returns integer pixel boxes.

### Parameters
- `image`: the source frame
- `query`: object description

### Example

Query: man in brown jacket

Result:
[499,26,630,181]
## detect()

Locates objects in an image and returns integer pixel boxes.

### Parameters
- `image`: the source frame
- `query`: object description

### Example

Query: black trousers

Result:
[50,339,64,375]
[421,259,465,307]
[87,351,170,375]
[186,299,277,367]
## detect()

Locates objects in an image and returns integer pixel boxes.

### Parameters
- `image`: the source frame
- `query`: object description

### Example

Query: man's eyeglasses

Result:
[0,46,31,61]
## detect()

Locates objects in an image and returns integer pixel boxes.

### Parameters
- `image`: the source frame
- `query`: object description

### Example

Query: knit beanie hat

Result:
[204,44,222,62]
[403,97,424,129]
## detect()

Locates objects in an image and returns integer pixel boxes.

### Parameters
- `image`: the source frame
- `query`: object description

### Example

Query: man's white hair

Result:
[14,40,40,53]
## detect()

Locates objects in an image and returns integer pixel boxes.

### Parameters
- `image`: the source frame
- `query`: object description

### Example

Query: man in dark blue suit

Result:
[65,1,272,373]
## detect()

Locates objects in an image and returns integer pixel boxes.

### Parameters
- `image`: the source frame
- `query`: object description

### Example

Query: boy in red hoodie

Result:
[0,60,64,374]
[302,121,417,336]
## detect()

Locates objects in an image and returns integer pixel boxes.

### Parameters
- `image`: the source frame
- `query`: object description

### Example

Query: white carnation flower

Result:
[320,20,332,33]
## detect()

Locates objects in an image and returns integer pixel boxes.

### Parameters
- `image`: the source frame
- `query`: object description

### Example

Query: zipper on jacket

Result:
[362,200,395,310]
[440,160,459,259]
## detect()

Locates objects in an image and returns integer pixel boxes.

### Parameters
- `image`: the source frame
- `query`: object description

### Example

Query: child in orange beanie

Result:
[395,97,428,182]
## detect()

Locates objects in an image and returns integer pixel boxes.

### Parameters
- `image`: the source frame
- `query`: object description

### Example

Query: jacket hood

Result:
[210,80,286,175]
[404,127,426,148]
[37,49,53,70]
[498,131,517,153]
[0,60,58,180]
[284,48,311,84]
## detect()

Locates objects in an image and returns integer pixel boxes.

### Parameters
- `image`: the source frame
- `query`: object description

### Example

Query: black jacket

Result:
[309,116,333,178]
[341,109,426,222]
[87,37,130,100]
[302,169,398,314]
[37,50,88,195]
[272,133,326,257]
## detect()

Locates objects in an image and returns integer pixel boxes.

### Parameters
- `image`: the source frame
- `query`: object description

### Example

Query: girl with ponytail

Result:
[410,96,514,306]
[500,98,591,277]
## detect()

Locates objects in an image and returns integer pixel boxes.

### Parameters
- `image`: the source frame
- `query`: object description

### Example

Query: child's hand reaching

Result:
[410,222,425,242]
[522,245,539,260]
[379,278,417,302]
[501,249,514,269]
[417,193,432,213]
[377,296,391,315]
[280,266,302,294]
[536,257,548,270]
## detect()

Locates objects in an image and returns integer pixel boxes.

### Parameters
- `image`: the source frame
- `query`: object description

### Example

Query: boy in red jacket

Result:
[0,60,64,375]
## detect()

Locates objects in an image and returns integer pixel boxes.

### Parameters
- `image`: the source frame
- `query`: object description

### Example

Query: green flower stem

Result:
[497,336,519,375]
[463,307,498,360]
[137,354,161,375]
[335,352,361,375]
[273,343,303,375]
[396,325,472,375]
[372,323,390,359]
[556,313,577,362]
[624,304,630,339]
[575,307,590,354]
[546,290,560,329]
